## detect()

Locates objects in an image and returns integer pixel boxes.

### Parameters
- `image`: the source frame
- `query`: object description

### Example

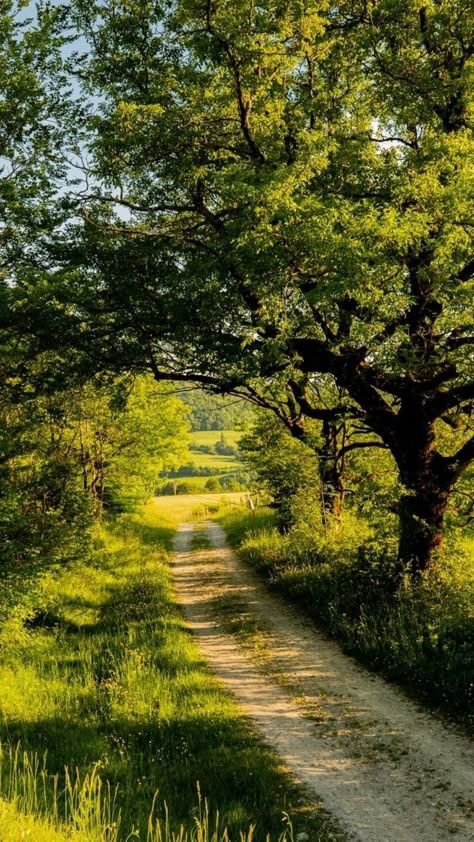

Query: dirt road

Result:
[173,521,474,842]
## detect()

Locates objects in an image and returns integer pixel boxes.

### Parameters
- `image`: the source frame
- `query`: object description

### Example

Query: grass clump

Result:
[0,748,292,842]
[218,511,277,557]
[0,501,339,841]
[218,508,474,728]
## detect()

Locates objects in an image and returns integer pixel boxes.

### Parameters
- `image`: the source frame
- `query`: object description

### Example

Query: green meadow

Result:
[189,432,242,449]
[188,432,243,473]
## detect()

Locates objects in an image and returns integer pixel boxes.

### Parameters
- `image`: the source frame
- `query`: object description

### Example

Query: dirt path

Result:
[172,521,474,842]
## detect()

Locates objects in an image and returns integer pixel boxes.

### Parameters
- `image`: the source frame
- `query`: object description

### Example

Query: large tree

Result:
[12,0,474,576]
[0,0,70,260]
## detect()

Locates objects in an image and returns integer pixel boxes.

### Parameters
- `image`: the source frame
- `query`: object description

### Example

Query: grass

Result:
[188,455,238,471]
[0,501,341,841]
[217,507,474,730]
[188,432,242,473]
[154,493,247,523]
[0,755,285,842]
[190,533,213,551]
[190,432,242,449]
[217,511,277,557]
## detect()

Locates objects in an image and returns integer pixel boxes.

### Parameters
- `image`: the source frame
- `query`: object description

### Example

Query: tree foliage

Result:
[240,415,321,530]
[179,389,253,431]
[0,0,70,261]
[0,371,189,575]
[2,0,474,577]
[66,376,190,511]
[49,0,472,574]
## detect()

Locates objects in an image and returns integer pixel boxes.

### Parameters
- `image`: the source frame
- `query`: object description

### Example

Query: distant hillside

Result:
[179,389,254,432]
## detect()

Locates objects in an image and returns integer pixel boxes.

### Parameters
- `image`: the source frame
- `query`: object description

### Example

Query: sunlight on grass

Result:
[0,501,338,841]
[154,494,247,523]
[0,747,292,842]
[216,508,277,552]
[190,431,242,449]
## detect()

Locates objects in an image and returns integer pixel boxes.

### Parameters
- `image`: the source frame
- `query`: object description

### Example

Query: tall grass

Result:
[0,744,119,841]
[0,502,338,841]
[0,746,293,842]
[218,511,277,556]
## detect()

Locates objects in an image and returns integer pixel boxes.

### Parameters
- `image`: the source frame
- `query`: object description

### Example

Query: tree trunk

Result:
[320,418,344,520]
[320,460,344,519]
[397,487,449,578]
[394,409,452,578]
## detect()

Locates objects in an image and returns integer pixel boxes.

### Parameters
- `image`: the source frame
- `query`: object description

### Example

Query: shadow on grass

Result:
[1,707,299,840]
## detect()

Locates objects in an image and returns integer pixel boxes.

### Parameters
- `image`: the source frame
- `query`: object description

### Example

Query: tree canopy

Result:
[3,0,474,575]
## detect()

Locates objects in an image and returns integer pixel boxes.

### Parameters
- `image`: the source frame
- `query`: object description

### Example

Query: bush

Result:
[0,483,94,572]
[215,441,237,456]
[156,481,193,496]
[190,444,215,454]
[240,417,320,531]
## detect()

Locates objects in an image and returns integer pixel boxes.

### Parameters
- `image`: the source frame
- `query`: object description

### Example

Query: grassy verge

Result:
[0,501,341,841]
[217,507,474,730]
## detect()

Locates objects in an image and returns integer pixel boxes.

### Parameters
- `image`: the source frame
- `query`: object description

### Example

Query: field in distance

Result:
[188,430,242,470]
[158,430,247,494]
[154,492,247,522]
[190,430,242,448]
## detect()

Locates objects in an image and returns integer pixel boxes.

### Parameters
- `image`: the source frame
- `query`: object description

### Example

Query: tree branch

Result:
[81,193,196,214]
[205,1,265,164]
[457,257,474,284]
[448,434,474,480]
[336,441,387,463]
[430,381,474,417]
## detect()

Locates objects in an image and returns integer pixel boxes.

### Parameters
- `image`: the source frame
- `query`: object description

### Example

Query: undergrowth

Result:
[218,508,474,728]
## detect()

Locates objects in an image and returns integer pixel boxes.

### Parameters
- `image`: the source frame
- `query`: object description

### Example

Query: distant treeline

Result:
[165,463,231,478]
[157,474,247,496]
[180,390,253,431]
